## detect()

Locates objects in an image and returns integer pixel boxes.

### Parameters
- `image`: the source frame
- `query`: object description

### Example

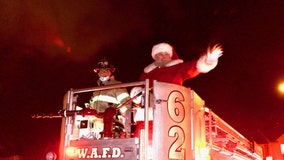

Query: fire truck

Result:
[33,79,263,160]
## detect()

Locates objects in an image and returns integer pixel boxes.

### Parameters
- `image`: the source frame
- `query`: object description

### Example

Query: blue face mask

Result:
[99,76,110,82]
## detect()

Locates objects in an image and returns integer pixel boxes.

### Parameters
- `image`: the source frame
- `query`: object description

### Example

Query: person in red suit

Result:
[140,42,223,86]
[133,42,223,146]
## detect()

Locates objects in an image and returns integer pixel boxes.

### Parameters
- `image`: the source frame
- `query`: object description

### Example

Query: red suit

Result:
[134,42,223,146]
[136,59,200,143]
[139,59,200,86]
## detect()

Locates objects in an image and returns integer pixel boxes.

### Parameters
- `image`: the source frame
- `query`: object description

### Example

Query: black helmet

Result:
[94,58,115,73]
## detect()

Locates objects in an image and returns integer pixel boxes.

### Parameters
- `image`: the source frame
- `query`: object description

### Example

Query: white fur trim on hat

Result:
[151,43,173,59]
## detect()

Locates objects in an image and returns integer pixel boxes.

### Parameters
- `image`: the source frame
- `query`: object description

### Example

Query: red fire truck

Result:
[34,80,264,160]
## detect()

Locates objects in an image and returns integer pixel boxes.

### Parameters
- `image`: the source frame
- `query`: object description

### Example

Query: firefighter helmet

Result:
[94,58,115,73]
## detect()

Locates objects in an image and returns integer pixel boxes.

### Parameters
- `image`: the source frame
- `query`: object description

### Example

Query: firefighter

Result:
[89,58,131,138]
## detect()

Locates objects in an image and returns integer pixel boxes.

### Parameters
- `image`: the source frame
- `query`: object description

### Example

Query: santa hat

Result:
[144,43,184,73]
[151,42,182,60]
[151,43,173,59]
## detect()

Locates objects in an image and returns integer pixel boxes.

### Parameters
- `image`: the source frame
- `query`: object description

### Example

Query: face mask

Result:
[99,76,110,82]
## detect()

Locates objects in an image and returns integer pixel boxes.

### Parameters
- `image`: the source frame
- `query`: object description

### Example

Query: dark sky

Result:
[1,0,284,158]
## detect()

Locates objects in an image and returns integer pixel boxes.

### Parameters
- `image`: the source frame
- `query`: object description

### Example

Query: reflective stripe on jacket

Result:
[89,79,131,113]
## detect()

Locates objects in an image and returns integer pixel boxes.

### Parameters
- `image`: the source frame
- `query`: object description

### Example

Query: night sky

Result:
[1,0,284,158]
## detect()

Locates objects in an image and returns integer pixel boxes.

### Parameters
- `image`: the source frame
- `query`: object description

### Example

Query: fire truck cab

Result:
[58,80,263,160]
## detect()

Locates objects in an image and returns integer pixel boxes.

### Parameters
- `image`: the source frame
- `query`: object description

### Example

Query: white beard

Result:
[143,59,184,73]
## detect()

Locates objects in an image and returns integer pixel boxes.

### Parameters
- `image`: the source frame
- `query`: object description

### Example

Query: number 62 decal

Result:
[167,91,186,159]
